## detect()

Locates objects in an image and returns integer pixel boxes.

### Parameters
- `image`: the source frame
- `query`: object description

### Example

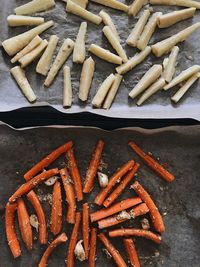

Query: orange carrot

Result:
[90,197,142,222]
[17,198,33,251]
[123,238,140,267]
[82,203,90,259]
[38,233,68,267]
[131,181,165,233]
[88,228,97,267]
[98,233,127,267]
[60,168,76,224]
[129,142,175,182]
[24,141,73,180]
[83,140,105,193]
[66,148,83,201]
[94,160,135,206]
[103,163,140,208]
[9,168,59,203]
[5,202,21,258]
[51,181,62,235]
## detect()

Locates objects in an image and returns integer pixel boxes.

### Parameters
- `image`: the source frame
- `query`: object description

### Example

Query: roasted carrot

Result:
[98,233,127,267]
[9,168,59,203]
[50,181,62,235]
[129,142,175,182]
[38,233,68,267]
[90,197,142,222]
[82,203,90,259]
[103,163,140,207]
[123,238,140,267]
[88,228,97,267]
[17,198,33,251]
[83,140,105,193]
[5,202,21,258]
[66,148,83,201]
[60,168,76,224]
[24,141,73,180]
[131,181,165,233]
[94,160,135,206]
[109,229,162,244]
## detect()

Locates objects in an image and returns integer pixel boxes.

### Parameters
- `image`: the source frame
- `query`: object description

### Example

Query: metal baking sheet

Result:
[0,124,199,266]
[0,1,200,120]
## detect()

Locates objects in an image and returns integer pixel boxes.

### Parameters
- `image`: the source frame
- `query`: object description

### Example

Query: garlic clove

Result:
[98,172,108,188]
[30,214,39,232]
[44,176,59,186]
[74,240,86,262]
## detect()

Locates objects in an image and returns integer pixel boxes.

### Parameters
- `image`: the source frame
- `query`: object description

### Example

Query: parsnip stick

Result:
[164,65,200,90]
[36,35,59,76]
[91,0,129,13]
[137,12,162,50]
[163,46,179,83]
[152,22,200,57]
[11,36,42,64]
[99,10,120,40]
[15,0,55,15]
[44,38,74,87]
[116,46,151,75]
[157,8,196,28]
[66,0,102,25]
[79,57,95,101]
[63,66,72,107]
[7,15,44,27]
[129,0,148,16]
[129,64,162,99]
[2,20,54,56]
[68,0,88,9]
[73,22,87,64]
[92,74,115,108]
[171,72,200,103]
[103,74,123,109]
[127,9,151,47]
[89,44,122,65]
[150,0,200,9]
[137,77,166,105]
[103,26,128,63]
[10,66,36,102]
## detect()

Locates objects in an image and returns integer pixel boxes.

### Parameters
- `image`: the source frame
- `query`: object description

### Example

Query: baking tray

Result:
[0,123,199,266]
[0,1,200,120]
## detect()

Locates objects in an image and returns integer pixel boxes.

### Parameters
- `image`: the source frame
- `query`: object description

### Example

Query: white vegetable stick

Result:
[10,66,36,102]
[126,9,151,47]
[19,39,48,68]
[129,64,162,99]
[44,38,74,87]
[72,0,88,8]
[116,46,151,75]
[11,36,42,64]
[163,46,179,83]
[157,8,196,28]
[137,12,162,50]
[103,74,123,109]
[89,44,122,65]
[73,22,87,64]
[79,57,95,101]
[129,0,148,16]
[2,20,54,56]
[152,22,200,57]
[15,0,55,15]
[90,0,129,12]
[36,35,59,76]
[137,77,166,105]
[171,72,200,103]
[164,65,200,90]
[66,0,102,25]
[63,66,72,107]
[162,57,169,69]
[150,0,200,9]
[92,74,115,108]
[7,15,44,27]
[99,10,120,40]
[103,26,128,63]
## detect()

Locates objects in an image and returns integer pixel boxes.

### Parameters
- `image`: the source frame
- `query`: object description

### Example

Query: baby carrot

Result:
[88,228,97,267]
[82,203,90,259]
[51,181,62,235]
[123,238,140,267]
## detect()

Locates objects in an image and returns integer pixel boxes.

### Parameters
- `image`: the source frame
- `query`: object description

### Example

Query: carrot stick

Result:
[38,233,68,267]
[50,181,62,235]
[27,190,47,244]
[24,141,73,180]
[83,139,105,193]
[109,229,162,244]
[5,202,21,258]
[9,168,59,203]
[90,197,142,222]
[131,181,165,233]
[123,238,140,267]
[88,228,97,267]
[66,148,83,201]
[94,160,135,206]
[17,198,33,251]
[66,212,81,267]
[82,203,90,259]
[98,233,127,267]
[103,163,140,207]
[60,168,76,224]
[128,142,175,182]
